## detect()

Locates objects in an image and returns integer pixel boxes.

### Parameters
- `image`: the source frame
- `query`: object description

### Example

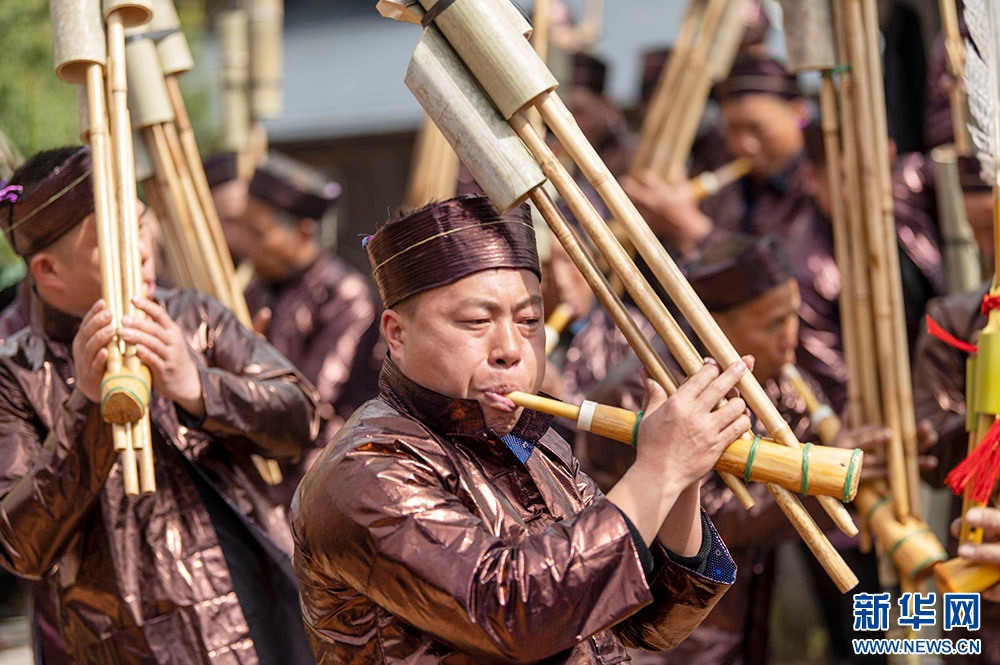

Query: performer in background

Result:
[212,153,382,505]
[576,233,902,665]
[0,146,319,665]
[293,194,745,664]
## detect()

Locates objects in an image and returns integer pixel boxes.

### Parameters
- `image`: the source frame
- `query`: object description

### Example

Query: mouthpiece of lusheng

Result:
[507,391,863,501]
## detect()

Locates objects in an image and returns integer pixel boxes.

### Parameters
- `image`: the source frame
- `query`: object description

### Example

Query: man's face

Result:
[716,279,801,383]
[231,197,304,283]
[213,179,251,264]
[721,94,806,178]
[41,202,156,318]
[385,268,545,435]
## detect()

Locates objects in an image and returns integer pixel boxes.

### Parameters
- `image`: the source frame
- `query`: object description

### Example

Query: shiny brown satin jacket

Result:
[0,288,321,664]
[292,358,734,664]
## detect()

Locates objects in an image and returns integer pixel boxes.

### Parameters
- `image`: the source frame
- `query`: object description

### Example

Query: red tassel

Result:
[945,418,1000,504]
[981,294,1000,317]
[926,316,978,354]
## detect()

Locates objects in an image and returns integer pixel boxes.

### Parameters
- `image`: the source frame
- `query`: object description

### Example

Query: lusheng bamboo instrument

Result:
[631,0,747,183]
[931,0,1000,593]
[931,145,985,293]
[781,364,842,445]
[544,302,574,356]
[782,363,950,582]
[939,0,972,154]
[51,0,154,495]
[688,158,752,201]
[508,391,863,501]
[126,1,280,486]
[780,0,942,605]
[404,116,460,208]
[384,0,860,592]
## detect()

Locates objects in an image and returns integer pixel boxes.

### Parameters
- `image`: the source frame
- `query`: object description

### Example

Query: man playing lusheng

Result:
[0,146,320,664]
[293,194,749,664]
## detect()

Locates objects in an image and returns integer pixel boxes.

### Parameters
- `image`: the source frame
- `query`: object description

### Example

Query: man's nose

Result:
[489,321,521,367]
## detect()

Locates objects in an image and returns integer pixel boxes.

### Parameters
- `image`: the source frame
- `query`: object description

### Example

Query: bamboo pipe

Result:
[863,0,922,520]
[931,145,983,293]
[529,190,678,394]
[544,302,574,356]
[938,0,971,154]
[86,64,140,495]
[401,18,853,589]
[532,90,858,536]
[856,484,948,580]
[645,0,730,181]
[688,158,751,201]
[508,391,863,501]
[531,187,757,509]
[511,113,859,589]
[526,0,550,137]
[820,73,865,426]
[515,115,756,509]
[405,116,460,209]
[782,364,843,445]
[164,77,254,327]
[831,0,882,428]
[658,0,746,180]
[144,124,213,292]
[934,555,1000,594]
[631,0,704,173]
[106,5,156,494]
[844,0,910,519]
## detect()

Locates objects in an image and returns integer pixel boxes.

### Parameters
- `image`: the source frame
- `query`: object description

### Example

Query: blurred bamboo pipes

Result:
[404,116,460,208]
[938,0,971,154]
[508,391,863,502]
[391,0,860,592]
[51,0,155,495]
[126,3,280,486]
[631,0,747,183]
[931,145,984,293]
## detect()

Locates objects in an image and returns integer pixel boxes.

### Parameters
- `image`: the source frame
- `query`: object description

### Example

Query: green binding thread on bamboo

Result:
[744,434,761,484]
[908,553,949,580]
[800,442,814,495]
[889,528,940,559]
[865,495,892,526]
[843,448,862,502]
[631,411,644,447]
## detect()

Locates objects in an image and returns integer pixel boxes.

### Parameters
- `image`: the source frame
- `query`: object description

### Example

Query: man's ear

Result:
[28,251,63,293]
[381,308,406,362]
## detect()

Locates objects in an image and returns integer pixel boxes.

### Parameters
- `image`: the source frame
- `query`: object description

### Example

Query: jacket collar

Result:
[378,356,554,443]
[30,287,82,344]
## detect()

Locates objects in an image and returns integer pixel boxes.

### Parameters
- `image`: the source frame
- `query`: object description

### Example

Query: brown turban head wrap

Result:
[365,194,540,309]
[686,234,794,313]
[203,152,239,188]
[248,153,341,221]
[571,52,608,96]
[715,56,800,102]
[0,146,93,257]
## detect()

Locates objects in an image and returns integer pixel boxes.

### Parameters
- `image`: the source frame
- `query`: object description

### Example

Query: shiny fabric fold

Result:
[292,358,734,663]
[366,194,540,308]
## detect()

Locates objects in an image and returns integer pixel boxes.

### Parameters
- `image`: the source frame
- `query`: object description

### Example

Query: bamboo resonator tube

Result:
[123,1,279,487]
[393,0,859,591]
[52,0,155,495]
[508,392,863,502]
